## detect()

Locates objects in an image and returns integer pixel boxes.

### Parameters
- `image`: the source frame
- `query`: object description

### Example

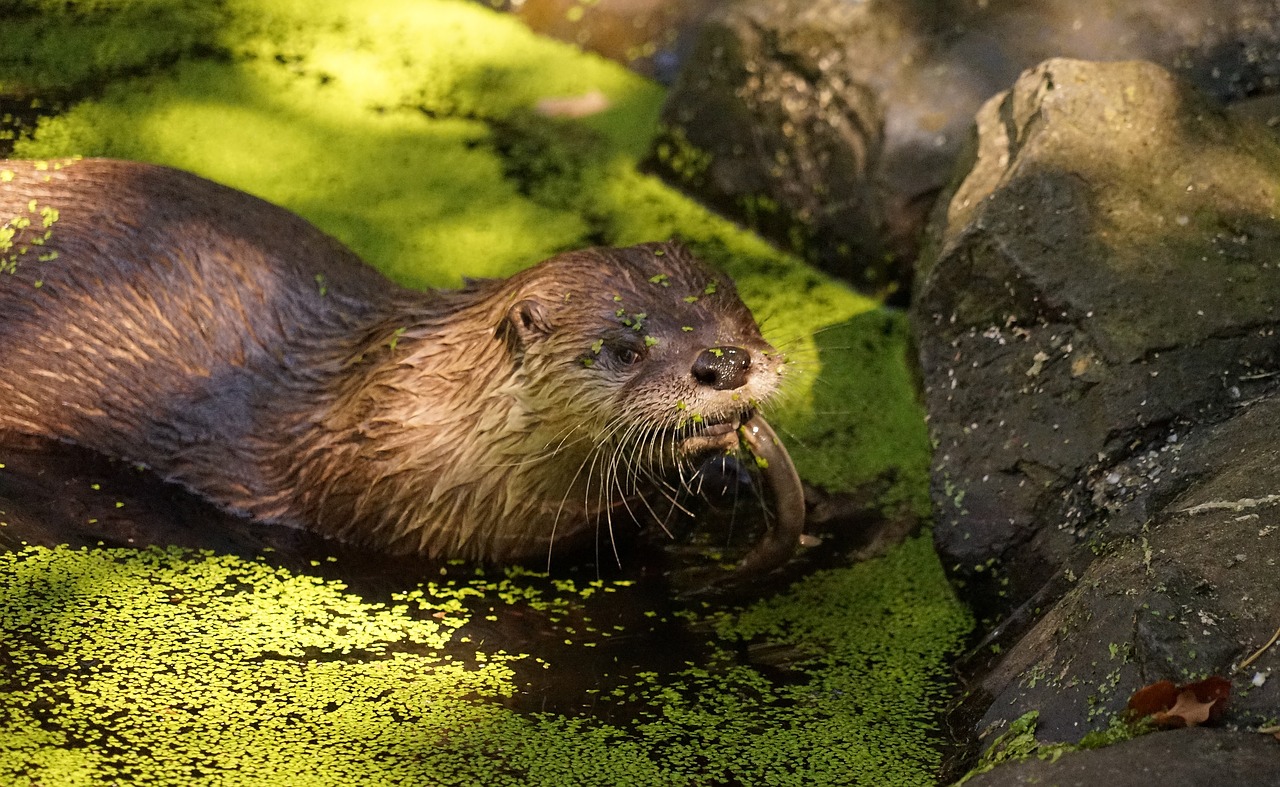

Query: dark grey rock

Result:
[651,0,1280,294]
[913,57,1280,609]
[912,58,1280,773]
[974,396,1280,742]
[648,0,891,288]
[962,728,1280,787]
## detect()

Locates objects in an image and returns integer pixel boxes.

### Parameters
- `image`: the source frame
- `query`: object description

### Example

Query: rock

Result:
[914,57,1280,765]
[972,395,1280,742]
[913,57,1280,611]
[963,728,1280,787]
[650,0,1280,295]
[647,0,891,289]
[502,0,718,84]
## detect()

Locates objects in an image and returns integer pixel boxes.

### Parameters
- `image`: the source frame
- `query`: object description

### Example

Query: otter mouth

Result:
[673,410,806,582]
[675,411,749,456]
[699,419,740,438]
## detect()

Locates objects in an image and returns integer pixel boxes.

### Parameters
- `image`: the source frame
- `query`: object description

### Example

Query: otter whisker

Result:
[584,442,625,570]
[613,420,652,497]
[546,431,614,567]
[546,411,636,565]
[644,469,698,519]
[613,453,675,540]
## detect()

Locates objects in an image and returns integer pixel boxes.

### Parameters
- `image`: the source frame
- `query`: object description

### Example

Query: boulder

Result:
[971,395,1280,742]
[963,727,1280,787]
[914,57,1280,610]
[914,57,1280,766]
[650,0,1280,295]
[648,0,890,288]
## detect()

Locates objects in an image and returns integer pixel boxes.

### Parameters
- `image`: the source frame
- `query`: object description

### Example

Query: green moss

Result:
[0,0,226,94]
[651,123,712,184]
[959,711,1045,783]
[1,537,969,786]
[15,56,587,287]
[958,711,1150,784]
[2,0,968,782]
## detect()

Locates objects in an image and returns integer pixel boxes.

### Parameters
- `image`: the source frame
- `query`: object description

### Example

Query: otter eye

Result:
[599,339,645,368]
[592,334,647,370]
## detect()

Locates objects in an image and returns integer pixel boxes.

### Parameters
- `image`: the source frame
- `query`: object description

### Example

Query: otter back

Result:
[0,158,406,518]
[0,158,801,571]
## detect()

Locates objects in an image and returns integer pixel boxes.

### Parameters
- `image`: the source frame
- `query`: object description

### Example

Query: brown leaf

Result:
[1126,679,1178,718]
[1126,676,1231,728]
[1153,689,1213,727]
[1187,675,1232,724]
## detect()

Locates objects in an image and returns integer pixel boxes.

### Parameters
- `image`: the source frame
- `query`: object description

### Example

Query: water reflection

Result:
[484,0,728,83]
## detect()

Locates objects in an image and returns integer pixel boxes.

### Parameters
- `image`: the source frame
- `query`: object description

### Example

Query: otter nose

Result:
[692,346,752,390]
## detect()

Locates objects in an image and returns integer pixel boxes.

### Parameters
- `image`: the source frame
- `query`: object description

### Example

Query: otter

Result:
[0,158,803,573]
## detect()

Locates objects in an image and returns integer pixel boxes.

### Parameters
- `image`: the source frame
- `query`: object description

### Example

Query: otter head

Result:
[497,241,785,516]
[323,240,802,573]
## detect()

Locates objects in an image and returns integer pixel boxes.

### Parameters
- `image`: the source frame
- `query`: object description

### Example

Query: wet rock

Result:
[913,57,1280,769]
[972,396,1280,743]
[648,0,891,290]
[963,727,1280,787]
[913,57,1280,611]
[498,0,722,84]
[650,0,1280,295]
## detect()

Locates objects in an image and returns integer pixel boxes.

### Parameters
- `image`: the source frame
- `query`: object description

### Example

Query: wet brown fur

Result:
[0,159,785,561]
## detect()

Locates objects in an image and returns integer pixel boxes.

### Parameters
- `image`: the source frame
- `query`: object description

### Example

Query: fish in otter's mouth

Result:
[669,410,804,578]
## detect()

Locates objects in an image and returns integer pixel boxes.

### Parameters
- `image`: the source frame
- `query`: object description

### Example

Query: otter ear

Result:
[502,298,554,350]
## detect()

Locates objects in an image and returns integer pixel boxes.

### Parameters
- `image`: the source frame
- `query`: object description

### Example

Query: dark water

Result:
[0,433,818,719]
[486,0,728,84]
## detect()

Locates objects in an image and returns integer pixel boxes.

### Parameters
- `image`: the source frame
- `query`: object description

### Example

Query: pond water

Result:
[0,432,797,718]
[488,0,728,83]
[0,433,968,785]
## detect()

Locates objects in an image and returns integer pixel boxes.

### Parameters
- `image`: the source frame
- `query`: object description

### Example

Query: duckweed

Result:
[1,537,969,786]
[2,0,969,782]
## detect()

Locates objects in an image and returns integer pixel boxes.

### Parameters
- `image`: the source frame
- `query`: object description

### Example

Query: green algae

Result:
[1,0,970,782]
[1,538,969,786]
[958,711,1149,784]
[0,0,225,95]
[0,187,61,274]
[8,0,922,503]
[0,545,519,786]
[632,535,972,785]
